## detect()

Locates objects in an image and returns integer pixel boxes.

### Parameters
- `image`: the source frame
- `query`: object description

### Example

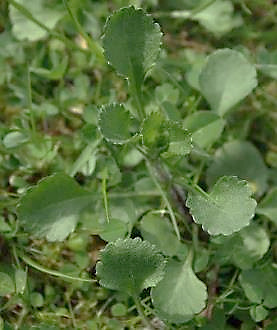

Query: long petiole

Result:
[146,161,181,240]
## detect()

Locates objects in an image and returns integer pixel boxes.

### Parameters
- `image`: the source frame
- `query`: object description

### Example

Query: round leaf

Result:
[96,238,166,295]
[151,258,207,323]
[186,176,257,236]
[17,173,92,241]
[98,104,133,144]
[199,49,257,116]
[102,6,161,83]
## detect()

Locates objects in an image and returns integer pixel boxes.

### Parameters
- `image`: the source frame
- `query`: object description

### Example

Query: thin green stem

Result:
[62,0,104,63]
[102,177,110,223]
[26,66,36,135]
[132,294,154,330]
[9,0,90,55]
[146,161,180,240]
[19,254,96,283]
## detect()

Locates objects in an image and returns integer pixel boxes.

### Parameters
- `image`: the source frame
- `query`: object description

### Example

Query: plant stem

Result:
[62,0,104,63]
[102,177,110,223]
[132,294,154,330]
[146,161,181,240]
[26,65,36,135]
[19,254,96,283]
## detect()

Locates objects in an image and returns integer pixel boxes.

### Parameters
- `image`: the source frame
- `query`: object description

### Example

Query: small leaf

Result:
[99,218,128,242]
[163,122,192,157]
[151,258,207,323]
[206,140,268,196]
[239,265,277,308]
[98,104,133,144]
[250,305,268,322]
[3,131,29,149]
[186,176,256,235]
[102,6,161,85]
[96,238,166,295]
[193,0,243,37]
[199,49,257,116]
[183,111,225,149]
[139,213,188,258]
[0,272,14,296]
[17,173,92,241]
[141,112,168,154]
[15,268,27,294]
[257,187,277,224]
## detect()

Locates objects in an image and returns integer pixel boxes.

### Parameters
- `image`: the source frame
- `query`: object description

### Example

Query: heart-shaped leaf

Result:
[96,238,166,295]
[151,258,207,323]
[17,173,92,241]
[199,49,257,116]
[186,176,257,235]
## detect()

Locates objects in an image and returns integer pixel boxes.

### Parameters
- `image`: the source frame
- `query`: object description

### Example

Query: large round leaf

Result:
[96,238,166,296]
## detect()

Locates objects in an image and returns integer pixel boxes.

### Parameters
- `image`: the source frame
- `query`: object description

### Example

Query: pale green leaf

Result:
[9,0,63,41]
[250,305,268,322]
[96,238,166,295]
[99,218,128,242]
[151,258,207,323]
[3,131,29,149]
[183,111,225,149]
[98,104,133,144]
[186,176,256,235]
[239,265,277,308]
[193,0,243,37]
[164,122,192,157]
[0,273,14,296]
[213,223,270,269]
[139,213,188,258]
[257,187,277,225]
[17,173,92,241]
[102,6,161,85]
[199,49,257,116]
[206,140,268,196]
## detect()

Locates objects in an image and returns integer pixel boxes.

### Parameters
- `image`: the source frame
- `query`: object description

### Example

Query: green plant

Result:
[1,0,277,329]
